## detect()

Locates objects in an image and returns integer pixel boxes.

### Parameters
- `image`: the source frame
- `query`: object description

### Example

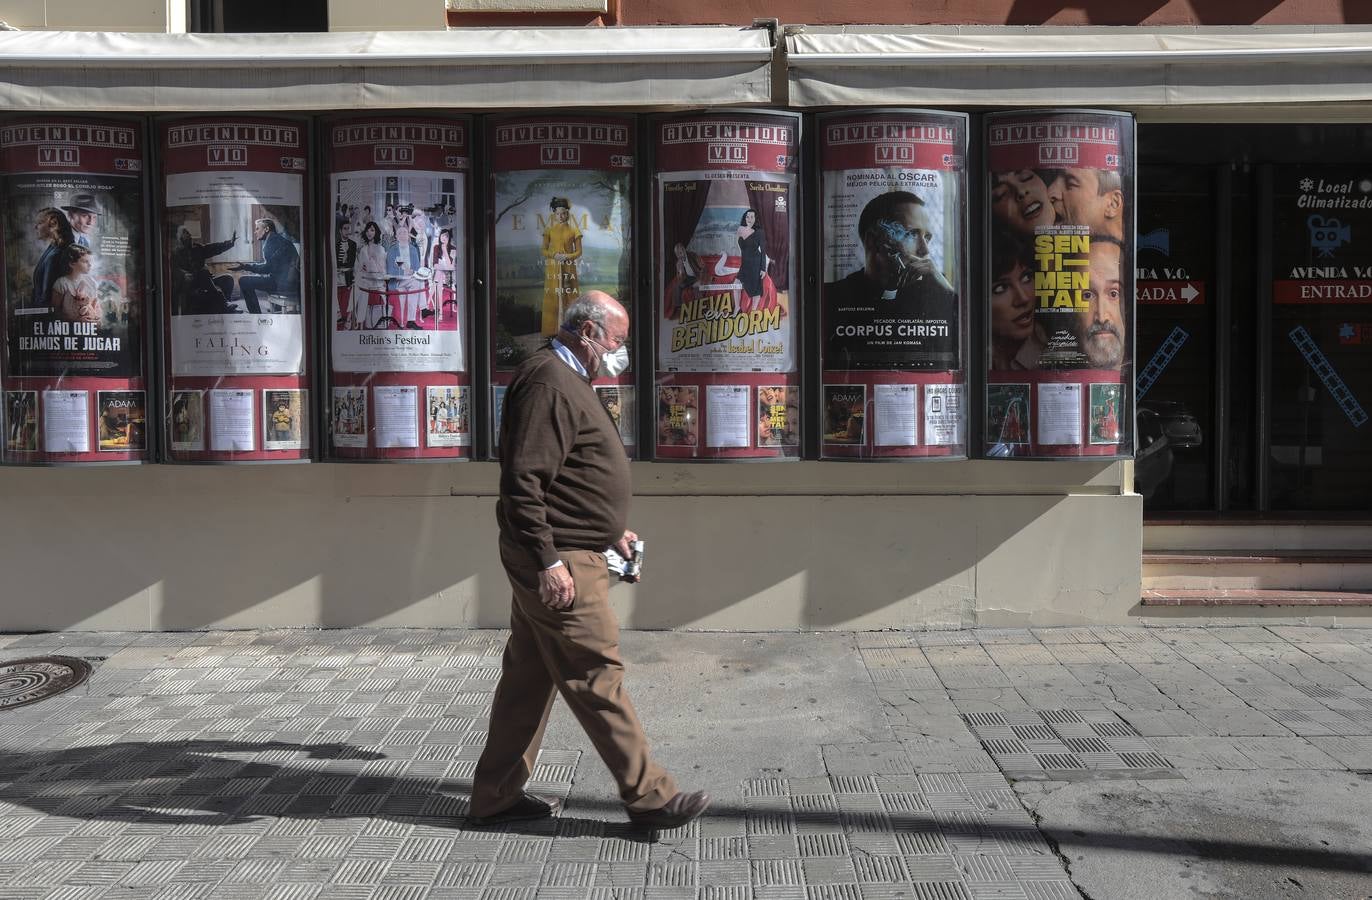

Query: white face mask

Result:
[578,324,631,379]
[599,344,630,378]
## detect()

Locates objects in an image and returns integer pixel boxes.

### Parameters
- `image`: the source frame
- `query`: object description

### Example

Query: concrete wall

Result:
[0,461,1140,632]
[330,0,446,30]
[0,0,179,30]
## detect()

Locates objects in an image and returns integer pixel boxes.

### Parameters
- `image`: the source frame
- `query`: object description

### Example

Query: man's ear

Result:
[1105,190,1124,220]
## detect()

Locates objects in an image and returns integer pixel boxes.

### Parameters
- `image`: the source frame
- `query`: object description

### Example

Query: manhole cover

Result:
[0,656,92,711]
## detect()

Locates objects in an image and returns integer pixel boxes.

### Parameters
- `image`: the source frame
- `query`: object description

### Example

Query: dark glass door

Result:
[1135,165,1217,509]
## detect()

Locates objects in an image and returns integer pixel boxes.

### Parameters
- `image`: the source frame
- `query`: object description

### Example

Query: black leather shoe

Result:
[627,790,711,830]
[466,793,561,827]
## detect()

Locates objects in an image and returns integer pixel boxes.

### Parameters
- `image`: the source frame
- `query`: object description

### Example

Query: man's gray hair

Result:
[562,295,609,332]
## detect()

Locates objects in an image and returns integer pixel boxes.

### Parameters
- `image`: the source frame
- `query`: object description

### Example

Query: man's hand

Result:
[903,255,954,293]
[613,529,639,560]
[538,564,576,610]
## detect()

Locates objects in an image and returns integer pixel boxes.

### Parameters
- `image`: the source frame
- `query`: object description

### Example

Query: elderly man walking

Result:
[468,291,709,830]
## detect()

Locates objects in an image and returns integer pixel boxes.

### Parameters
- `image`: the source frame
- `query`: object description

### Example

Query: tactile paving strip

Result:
[960,710,1181,780]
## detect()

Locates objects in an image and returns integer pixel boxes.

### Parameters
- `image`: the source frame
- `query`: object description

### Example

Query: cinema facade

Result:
[0,23,1368,632]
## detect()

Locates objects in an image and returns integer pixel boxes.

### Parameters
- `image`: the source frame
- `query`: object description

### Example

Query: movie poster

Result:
[757,385,799,447]
[657,172,797,373]
[654,112,801,461]
[170,390,203,451]
[425,385,470,448]
[987,383,1031,449]
[3,174,143,377]
[821,113,963,371]
[596,385,636,446]
[332,386,367,449]
[97,390,145,452]
[2,121,144,381]
[263,388,306,450]
[985,110,1134,458]
[986,112,1132,375]
[163,121,306,377]
[329,120,467,373]
[824,385,866,445]
[4,390,37,452]
[490,118,633,372]
[656,384,699,447]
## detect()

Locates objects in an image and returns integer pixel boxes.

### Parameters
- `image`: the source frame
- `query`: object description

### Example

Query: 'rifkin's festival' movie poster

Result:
[332,386,367,449]
[985,113,1132,374]
[821,114,963,371]
[658,174,796,372]
[2,122,145,378]
[329,120,467,373]
[490,119,633,372]
[426,384,471,448]
[163,121,306,377]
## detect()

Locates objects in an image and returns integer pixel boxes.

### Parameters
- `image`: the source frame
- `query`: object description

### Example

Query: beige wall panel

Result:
[972,494,1143,627]
[0,0,46,28]
[43,0,168,30]
[329,0,447,30]
[0,462,1138,632]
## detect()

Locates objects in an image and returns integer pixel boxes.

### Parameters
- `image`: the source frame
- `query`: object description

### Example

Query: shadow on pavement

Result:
[2,738,1370,874]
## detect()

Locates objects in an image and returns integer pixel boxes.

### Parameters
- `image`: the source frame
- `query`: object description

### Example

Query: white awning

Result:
[0,27,774,111]
[786,26,1372,110]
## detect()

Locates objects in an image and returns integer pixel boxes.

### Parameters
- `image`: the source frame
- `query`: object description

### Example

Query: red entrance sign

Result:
[1137,280,1205,305]
[1274,280,1372,304]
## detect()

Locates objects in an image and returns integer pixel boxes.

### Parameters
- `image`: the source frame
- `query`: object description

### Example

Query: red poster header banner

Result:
[820,115,961,172]
[987,116,1123,172]
[490,117,632,172]
[329,119,467,172]
[161,118,304,174]
[1,118,142,175]
[654,112,799,173]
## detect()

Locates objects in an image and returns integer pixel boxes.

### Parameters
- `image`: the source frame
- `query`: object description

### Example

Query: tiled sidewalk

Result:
[1,625,1370,899]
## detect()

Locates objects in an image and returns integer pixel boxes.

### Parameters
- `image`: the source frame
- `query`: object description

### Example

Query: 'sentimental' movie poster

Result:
[1,120,145,379]
[986,112,1132,374]
[821,113,963,371]
[984,110,1135,458]
[163,120,306,377]
[329,120,467,373]
[489,118,633,373]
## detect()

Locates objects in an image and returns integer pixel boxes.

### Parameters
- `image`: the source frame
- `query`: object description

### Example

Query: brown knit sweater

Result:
[496,346,630,568]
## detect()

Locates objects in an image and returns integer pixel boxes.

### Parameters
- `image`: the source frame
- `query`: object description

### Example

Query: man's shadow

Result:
[0,739,652,842]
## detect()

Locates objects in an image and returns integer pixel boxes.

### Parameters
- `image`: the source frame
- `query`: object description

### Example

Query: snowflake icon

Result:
[1300,178,1315,192]
[1339,323,1356,340]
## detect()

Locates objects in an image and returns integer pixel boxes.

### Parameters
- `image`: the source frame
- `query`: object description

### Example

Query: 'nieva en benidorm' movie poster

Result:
[659,173,796,373]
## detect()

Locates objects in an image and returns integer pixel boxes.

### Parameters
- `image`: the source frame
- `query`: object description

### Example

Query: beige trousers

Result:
[469,541,678,817]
